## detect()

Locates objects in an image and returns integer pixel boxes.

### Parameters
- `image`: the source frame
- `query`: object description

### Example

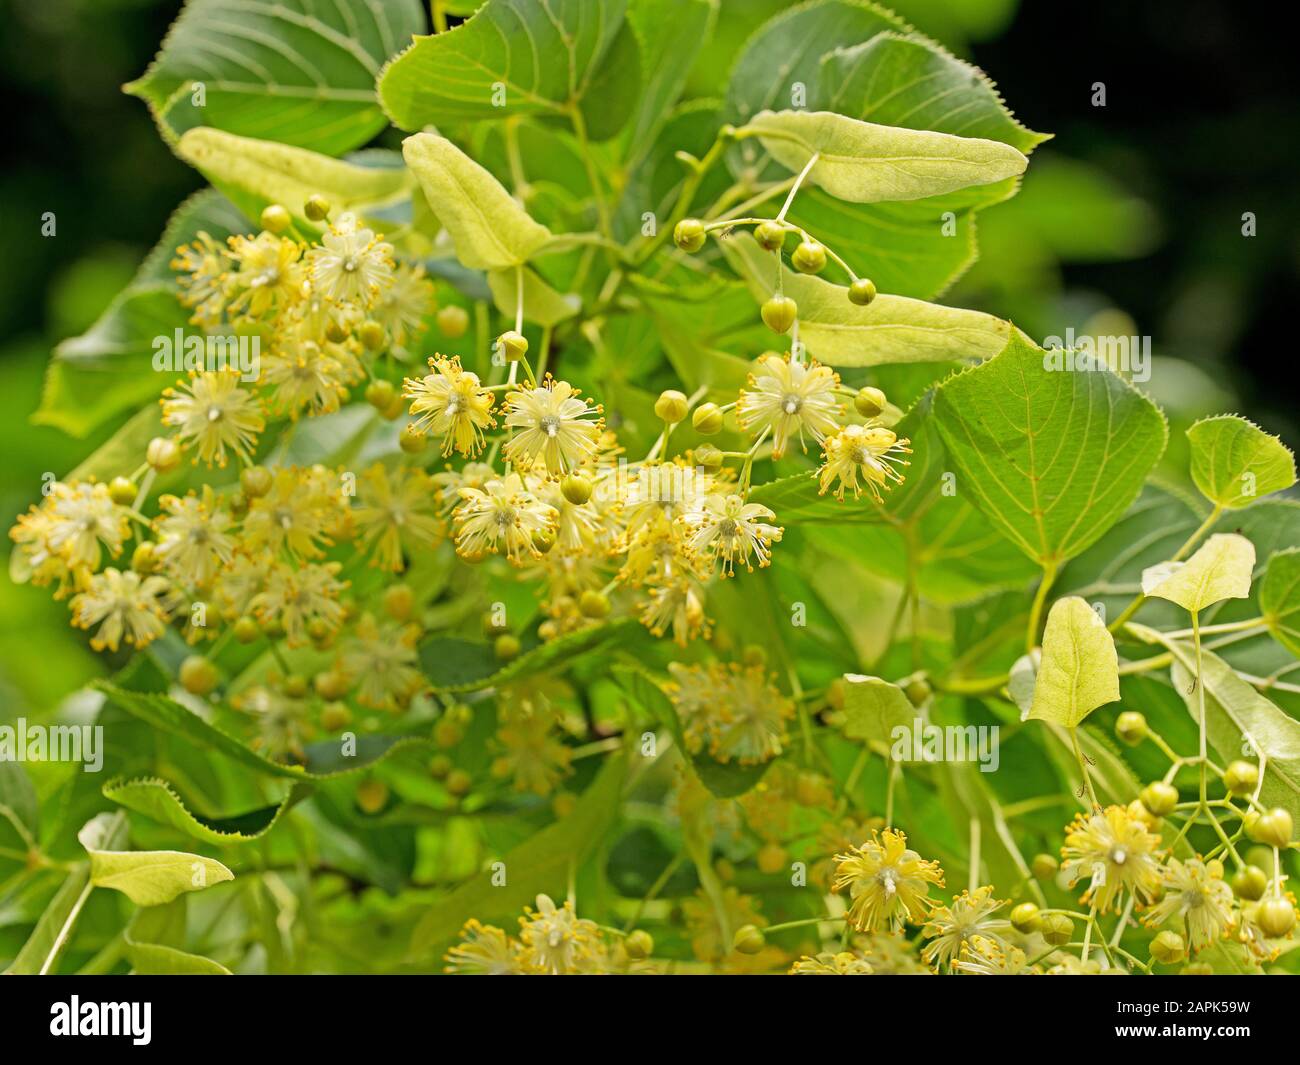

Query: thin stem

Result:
[776,152,819,222]
[1109,504,1222,633]
[1070,727,1098,809]
[1026,561,1058,652]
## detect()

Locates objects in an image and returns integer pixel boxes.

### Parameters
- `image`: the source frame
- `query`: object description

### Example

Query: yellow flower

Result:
[453,473,556,565]
[226,231,303,320]
[921,886,1012,970]
[339,613,425,709]
[372,262,434,351]
[736,353,841,458]
[44,481,130,570]
[70,567,171,651]
[161,370,264,467]
[250,561,347,646]
[1060,804,1163,913]
[817,423,911,502]
[681,492,782,576]
[492,698,573,796]
[261,338,357,418]
[1143,857,1235,951]
[171,231,232,327]
[153,487,235,588]
[517,894,600,974]
[502,378,603,476]
[789,951,874,975]
[952,936,1034,975]
[832,829,945,933]
[307,213,394,307]
[445,920,527,975]
[350,464,443,572]
[242,467,335,559]
[404,356,495,457]
[682,886,764,963]
[667,661,793,764]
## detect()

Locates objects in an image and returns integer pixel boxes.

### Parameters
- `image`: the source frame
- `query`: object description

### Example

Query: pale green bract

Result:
[1140,533,1256,613]
[841,674,916,745]
[740,109,1028,203]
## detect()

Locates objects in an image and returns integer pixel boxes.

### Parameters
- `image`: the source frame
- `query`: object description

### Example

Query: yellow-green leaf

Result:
[1187,415,1297,509]
[1028,597,1119,727]
[841,674,916,746]
[721,234,1010,366]
[1140,533,1256,613]
[402,133,552,270]
[740,108,1027,204]
[79,817,233,907]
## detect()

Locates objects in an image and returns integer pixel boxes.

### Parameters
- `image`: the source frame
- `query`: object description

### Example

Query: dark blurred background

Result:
[1,0,1296,708]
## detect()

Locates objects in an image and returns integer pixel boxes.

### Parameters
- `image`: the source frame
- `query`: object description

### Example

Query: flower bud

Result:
[494,634,521,661]
[692,402,724,435]
[853,386,887,418]
[320,702,352,731]
[1250,808,1293,848]
[791,240,827,274]
[754,220,786,251]
[497,330,529,362]
[579,590,610,619]
[400,425,427,454]
[1115,710,1148,746]
[355,778,388,814]
[1140,781,1179,818]
[1032,853,1059,880]
[314,670,349,701]
[1232,864,1268,901]
[325,318,349,343]
[359,320,387,351]
[146,436,181,473]
[108,476,137,505]
[732,924,766,955]
[446,769,472,797]
[437,305,469,338]
[532,526,557,555]
[761,295,797,334]
[1223,760,1259,797]
[673,218,706,252]
[904,678,931,707]
[655,389,689,425]
[625,930,654,960]
[1257,896,1297,938]
[428,754,452,779]
[1150,930,1186,964]
[384,584,415,622]
[283,673,309,698]
[240,465,273,499]
[1010,902,1040,933]
[131,541,157,574]
[260,204,292,234]
[179,655,218,696]
[233,616,260,643]
[561,473,593,505]
[757,842,787,875]
[848,278,877,306]
[1040,912,1073,945]
[695,443,724,469]
[304,194,330,222]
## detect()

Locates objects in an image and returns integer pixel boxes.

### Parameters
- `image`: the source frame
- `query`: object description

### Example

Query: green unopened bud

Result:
[314,670,350,701]
[131,541,157,574]
[107,476,137,505]
[1150,930,1186,964]
[1115,710,1148,746]
[260,204,292,234]
[283,673,309,698]
[854,386,887,419]
[304,194,330,222]
[673,218,707,252]
[146,436,181,473]
[761,295,797,334]
[437,305,469,338]
[532,526,557,555]
[848,278,877,306]
[233,616,260,644]
[239,466,271,499]
[624,930,654,960]
[494,634,521,661]
[1250,808,1293,848]
[497,330,528,362]
[400,425,427,454]
[579,590,610,619]
[1040,912,1073,945]
[1140,781,1179,817]
[1032,853,1059,880]
[325,318,349,343]
[1223,760,1259,797]
[359,320,387,351]
[384,583,415,622]
[655,389,689,424]
[694,443,724,469]
[732,924,766,955]
[1257,896,1297,938]
[692,402,724,435]
[904,678,931,707]
[1232,864,1268,901]
[754,220,786,251]
[179,655,219,696]
[791,240,827,274]
[1010,902,1041,933]
[320,702,352,732]
[561,473,593,505]
[355,778,388,814]
[446,769,472,797]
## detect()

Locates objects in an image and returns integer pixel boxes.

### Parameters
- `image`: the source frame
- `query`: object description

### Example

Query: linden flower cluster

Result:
[444,895,655,975]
